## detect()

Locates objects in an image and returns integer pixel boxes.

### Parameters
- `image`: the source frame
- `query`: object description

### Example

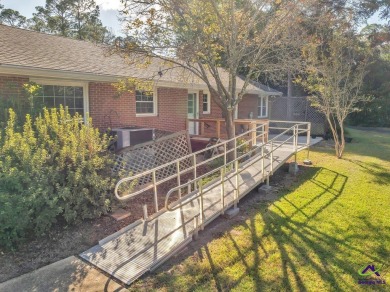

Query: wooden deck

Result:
[80,122,311,285]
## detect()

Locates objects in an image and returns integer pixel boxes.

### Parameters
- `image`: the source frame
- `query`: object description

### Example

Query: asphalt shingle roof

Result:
[0,24,280,95]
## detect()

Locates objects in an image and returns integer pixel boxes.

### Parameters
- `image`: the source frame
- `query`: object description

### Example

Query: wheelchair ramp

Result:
[81,122,311,285]
[80,143,298,285]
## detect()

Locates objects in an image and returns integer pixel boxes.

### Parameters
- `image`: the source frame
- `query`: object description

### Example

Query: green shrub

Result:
[0,107,114,249]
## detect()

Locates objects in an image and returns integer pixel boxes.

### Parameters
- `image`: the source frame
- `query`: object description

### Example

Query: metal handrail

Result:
[115,122,268,201]
[164,122,311,212]
[115,120,311,222]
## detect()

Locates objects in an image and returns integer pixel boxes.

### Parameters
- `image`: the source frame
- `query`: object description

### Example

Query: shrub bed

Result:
[0,107,114,249]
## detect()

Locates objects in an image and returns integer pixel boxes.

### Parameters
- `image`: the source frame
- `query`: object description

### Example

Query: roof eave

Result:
[0,64,268,95]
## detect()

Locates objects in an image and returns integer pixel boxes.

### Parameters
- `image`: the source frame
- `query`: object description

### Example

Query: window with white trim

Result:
[136,90,157,115]
[258,96,267,118]
[35,84,85,116]
[202,92,210,114]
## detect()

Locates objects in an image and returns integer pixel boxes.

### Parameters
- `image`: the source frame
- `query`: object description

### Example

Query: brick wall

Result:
[0,75,264,135]
[88,82,188,132]
[238,94,259,119]
[0,74,29,100]
[0,75,30,122]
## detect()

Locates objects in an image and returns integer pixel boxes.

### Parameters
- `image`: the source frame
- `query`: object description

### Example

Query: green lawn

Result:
[130,128,390,291]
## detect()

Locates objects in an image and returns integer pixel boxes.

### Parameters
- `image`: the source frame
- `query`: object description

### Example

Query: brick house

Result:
[0,24,281,135]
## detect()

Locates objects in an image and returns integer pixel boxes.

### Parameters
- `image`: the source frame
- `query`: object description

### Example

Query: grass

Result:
[129,128,390,291]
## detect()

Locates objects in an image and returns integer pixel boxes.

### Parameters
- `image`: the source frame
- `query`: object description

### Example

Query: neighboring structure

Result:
[0,24,281,134]
[268,96,326,135]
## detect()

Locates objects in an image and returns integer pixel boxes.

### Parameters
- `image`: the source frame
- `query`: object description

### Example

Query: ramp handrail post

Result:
[224,143,227,173]
[176,160,181,198]
[187,179,191,194]
[262,124,265,145]
[251,122,256,146]
[193,215,199,240]
[198,180,204,230]
[261,143,265,181]
[193,154,197,190]
[306,122,311,159]
[270,141,274,174]
[234,160,239,208]
[143,204,148,220]
[234,138,237,161]
[220,167,225,214]
[152,170,158,213]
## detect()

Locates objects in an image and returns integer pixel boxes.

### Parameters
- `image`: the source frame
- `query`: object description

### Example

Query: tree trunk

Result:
[224,108,236,162]
[336,123,346,159]
[326,114,343,159]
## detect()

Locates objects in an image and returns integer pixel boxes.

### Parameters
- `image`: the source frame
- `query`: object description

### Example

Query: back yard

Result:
[127,127,390,291]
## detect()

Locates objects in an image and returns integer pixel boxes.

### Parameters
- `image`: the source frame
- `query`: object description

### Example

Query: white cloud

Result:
[96,0,123,11]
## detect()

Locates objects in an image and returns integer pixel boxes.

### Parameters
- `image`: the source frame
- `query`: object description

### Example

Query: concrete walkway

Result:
[0,256,126,292]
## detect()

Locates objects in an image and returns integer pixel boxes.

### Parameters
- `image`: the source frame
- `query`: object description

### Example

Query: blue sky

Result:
[2,0,123,34]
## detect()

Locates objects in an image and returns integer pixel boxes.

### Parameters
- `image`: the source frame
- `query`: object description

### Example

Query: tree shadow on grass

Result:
[209,167,352,291]
[129,166,389,291]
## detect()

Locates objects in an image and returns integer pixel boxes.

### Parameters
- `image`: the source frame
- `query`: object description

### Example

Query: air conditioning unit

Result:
[111,127,155,150]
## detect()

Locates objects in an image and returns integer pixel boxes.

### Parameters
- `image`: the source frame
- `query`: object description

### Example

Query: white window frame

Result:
[29,78,89,121]
[258,96,268,118]
[202,91,211,114]
[135,87,158,117]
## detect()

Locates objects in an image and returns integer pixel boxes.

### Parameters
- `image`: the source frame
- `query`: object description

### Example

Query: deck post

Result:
[152,170,158,213]
[220,168,225,214]
[216,120,221,138]
[143,204,148,220]
[201,122,205,136]
[176,161,181,198]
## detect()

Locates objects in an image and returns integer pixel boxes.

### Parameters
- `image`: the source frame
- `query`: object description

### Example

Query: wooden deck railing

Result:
[186,118,269,141]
